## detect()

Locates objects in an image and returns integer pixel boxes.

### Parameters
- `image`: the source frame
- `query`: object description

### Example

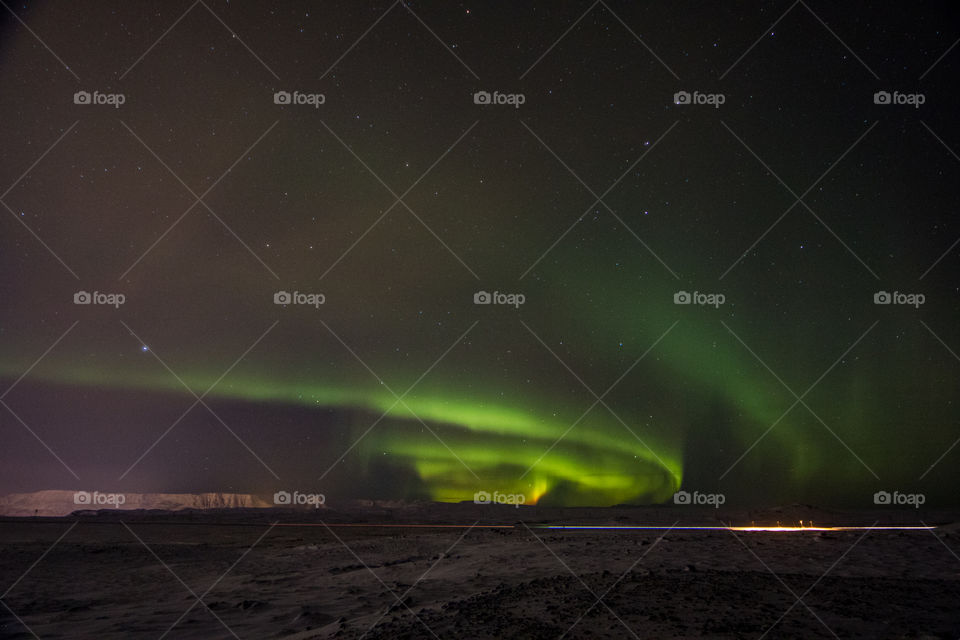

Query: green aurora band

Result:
[1,357,683,506]
[2,266,908,507]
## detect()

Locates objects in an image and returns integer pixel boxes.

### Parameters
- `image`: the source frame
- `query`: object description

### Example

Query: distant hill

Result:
[0,490,273,517]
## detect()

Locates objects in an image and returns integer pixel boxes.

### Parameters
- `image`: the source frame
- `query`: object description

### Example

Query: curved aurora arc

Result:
[0,275,931,506]
[0,360,684,506]
[0,289,830,508]
[0,261,906,505]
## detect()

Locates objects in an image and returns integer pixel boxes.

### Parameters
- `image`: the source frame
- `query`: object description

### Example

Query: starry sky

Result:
[1,0,958,507]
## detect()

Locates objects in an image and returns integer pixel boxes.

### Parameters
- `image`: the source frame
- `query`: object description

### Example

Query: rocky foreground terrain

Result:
[0,503,958,639]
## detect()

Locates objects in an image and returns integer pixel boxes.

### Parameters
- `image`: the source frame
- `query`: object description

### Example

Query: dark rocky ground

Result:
[1,504,958,639]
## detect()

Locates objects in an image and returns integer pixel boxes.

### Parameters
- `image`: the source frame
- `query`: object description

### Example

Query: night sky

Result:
[1,1,958,508]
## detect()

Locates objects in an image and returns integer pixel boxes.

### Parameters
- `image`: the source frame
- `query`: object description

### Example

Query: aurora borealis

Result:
[1,1,959,508]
